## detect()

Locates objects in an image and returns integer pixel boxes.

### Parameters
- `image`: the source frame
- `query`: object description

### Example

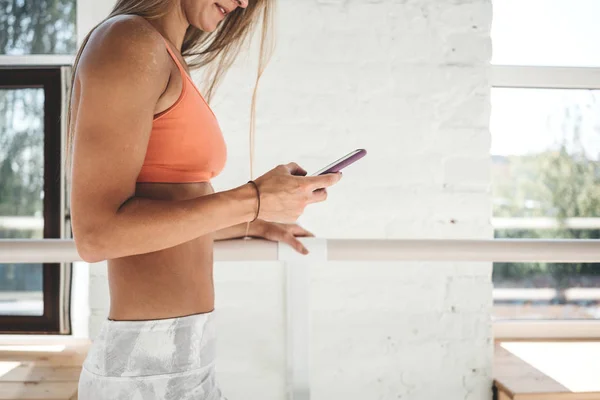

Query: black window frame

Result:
[0,67,65,334]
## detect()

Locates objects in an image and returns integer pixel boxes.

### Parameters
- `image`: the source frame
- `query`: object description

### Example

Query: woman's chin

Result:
[195,15,224,32]
[194,23,218,33]
[192,16,221,33]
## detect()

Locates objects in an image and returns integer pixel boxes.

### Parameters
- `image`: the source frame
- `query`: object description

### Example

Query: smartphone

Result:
[311,149,367,176]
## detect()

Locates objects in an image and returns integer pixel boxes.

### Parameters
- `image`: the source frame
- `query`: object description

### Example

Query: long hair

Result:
[65,0,275,180]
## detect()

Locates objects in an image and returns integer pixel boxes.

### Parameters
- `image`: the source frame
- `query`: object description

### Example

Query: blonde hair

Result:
[65,0,275,180]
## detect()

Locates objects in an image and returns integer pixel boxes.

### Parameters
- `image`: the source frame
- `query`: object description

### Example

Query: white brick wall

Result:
[79,0,493,399]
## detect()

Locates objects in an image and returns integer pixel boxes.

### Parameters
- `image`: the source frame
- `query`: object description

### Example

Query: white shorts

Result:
[78,311,226,400]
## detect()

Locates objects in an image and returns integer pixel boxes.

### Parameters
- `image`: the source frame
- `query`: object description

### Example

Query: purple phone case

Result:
[317,149,367,175]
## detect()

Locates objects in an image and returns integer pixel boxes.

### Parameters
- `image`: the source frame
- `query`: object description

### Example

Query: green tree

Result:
[0,0,76,55]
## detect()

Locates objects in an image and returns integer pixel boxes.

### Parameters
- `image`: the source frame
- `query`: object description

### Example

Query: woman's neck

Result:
[150,4,190,51]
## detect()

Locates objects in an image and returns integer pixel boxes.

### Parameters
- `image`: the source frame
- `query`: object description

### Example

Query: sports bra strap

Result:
[160,36,187,76]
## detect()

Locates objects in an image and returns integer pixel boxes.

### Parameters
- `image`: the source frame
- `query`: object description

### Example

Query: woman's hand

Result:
[251,220,314,254]
[252,162,342,223]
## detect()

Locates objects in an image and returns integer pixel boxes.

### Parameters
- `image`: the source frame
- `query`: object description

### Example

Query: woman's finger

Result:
[263,226,308,253]
[281,233,309,254]
[290,224,314,237]
[310,188,328,203]
[285,162,307,176]
[304,172,341,191]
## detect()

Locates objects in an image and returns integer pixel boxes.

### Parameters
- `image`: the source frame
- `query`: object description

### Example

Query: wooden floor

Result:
[494,341,600,400]
[0,340,89,400]
[1,339,599,399]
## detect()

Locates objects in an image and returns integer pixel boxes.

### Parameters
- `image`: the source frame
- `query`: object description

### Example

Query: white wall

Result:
[81,0,494,399]
[211,2,494,397]
[76,0,116,44]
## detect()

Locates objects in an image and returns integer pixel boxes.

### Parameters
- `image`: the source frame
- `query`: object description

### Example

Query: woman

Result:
[68,1,341,398]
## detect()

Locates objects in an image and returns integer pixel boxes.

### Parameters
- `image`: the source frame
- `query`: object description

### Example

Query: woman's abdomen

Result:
[107,230,215,321]
[105,182,217,321]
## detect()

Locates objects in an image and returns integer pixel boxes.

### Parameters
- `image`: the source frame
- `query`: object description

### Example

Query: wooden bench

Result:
[494,341,600,400]
[0,340,89,400]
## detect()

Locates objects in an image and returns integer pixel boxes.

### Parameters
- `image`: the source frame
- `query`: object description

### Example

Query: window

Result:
[0,0,77,55]
[491,88,600,321]
[0,68,68,333]
[492,0,600,68]
[0,0,75,333]
[492,0,600,335]
[0,87,45,317]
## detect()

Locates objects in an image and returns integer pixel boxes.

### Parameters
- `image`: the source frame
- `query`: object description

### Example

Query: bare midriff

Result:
[107,181,216,321]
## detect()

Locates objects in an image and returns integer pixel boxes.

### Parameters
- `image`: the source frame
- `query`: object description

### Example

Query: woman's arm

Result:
[213,221,258,241]
[70,17,255,263]
[70,16,341,263]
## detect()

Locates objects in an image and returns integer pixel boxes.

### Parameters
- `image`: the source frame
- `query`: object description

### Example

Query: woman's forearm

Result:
[76,184,257,262]
[213,220,264,241]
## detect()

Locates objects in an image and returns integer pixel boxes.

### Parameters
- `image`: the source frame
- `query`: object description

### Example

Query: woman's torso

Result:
[107,182,216,321]
[76,16,224,321]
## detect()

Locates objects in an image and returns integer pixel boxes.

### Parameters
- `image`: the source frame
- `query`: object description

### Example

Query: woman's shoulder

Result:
[78,15,170,82]
[94,14,164,48]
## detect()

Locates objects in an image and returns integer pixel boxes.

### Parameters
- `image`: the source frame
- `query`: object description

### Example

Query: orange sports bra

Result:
[136,38,227,184]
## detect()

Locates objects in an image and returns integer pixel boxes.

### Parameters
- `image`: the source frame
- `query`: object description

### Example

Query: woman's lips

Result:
[215,3,228,17]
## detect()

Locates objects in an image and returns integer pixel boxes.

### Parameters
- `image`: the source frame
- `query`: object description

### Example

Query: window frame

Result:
[0,0,101,337]
[492,65,600,90]
[0,67,70,334]
[491,64,600,340]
